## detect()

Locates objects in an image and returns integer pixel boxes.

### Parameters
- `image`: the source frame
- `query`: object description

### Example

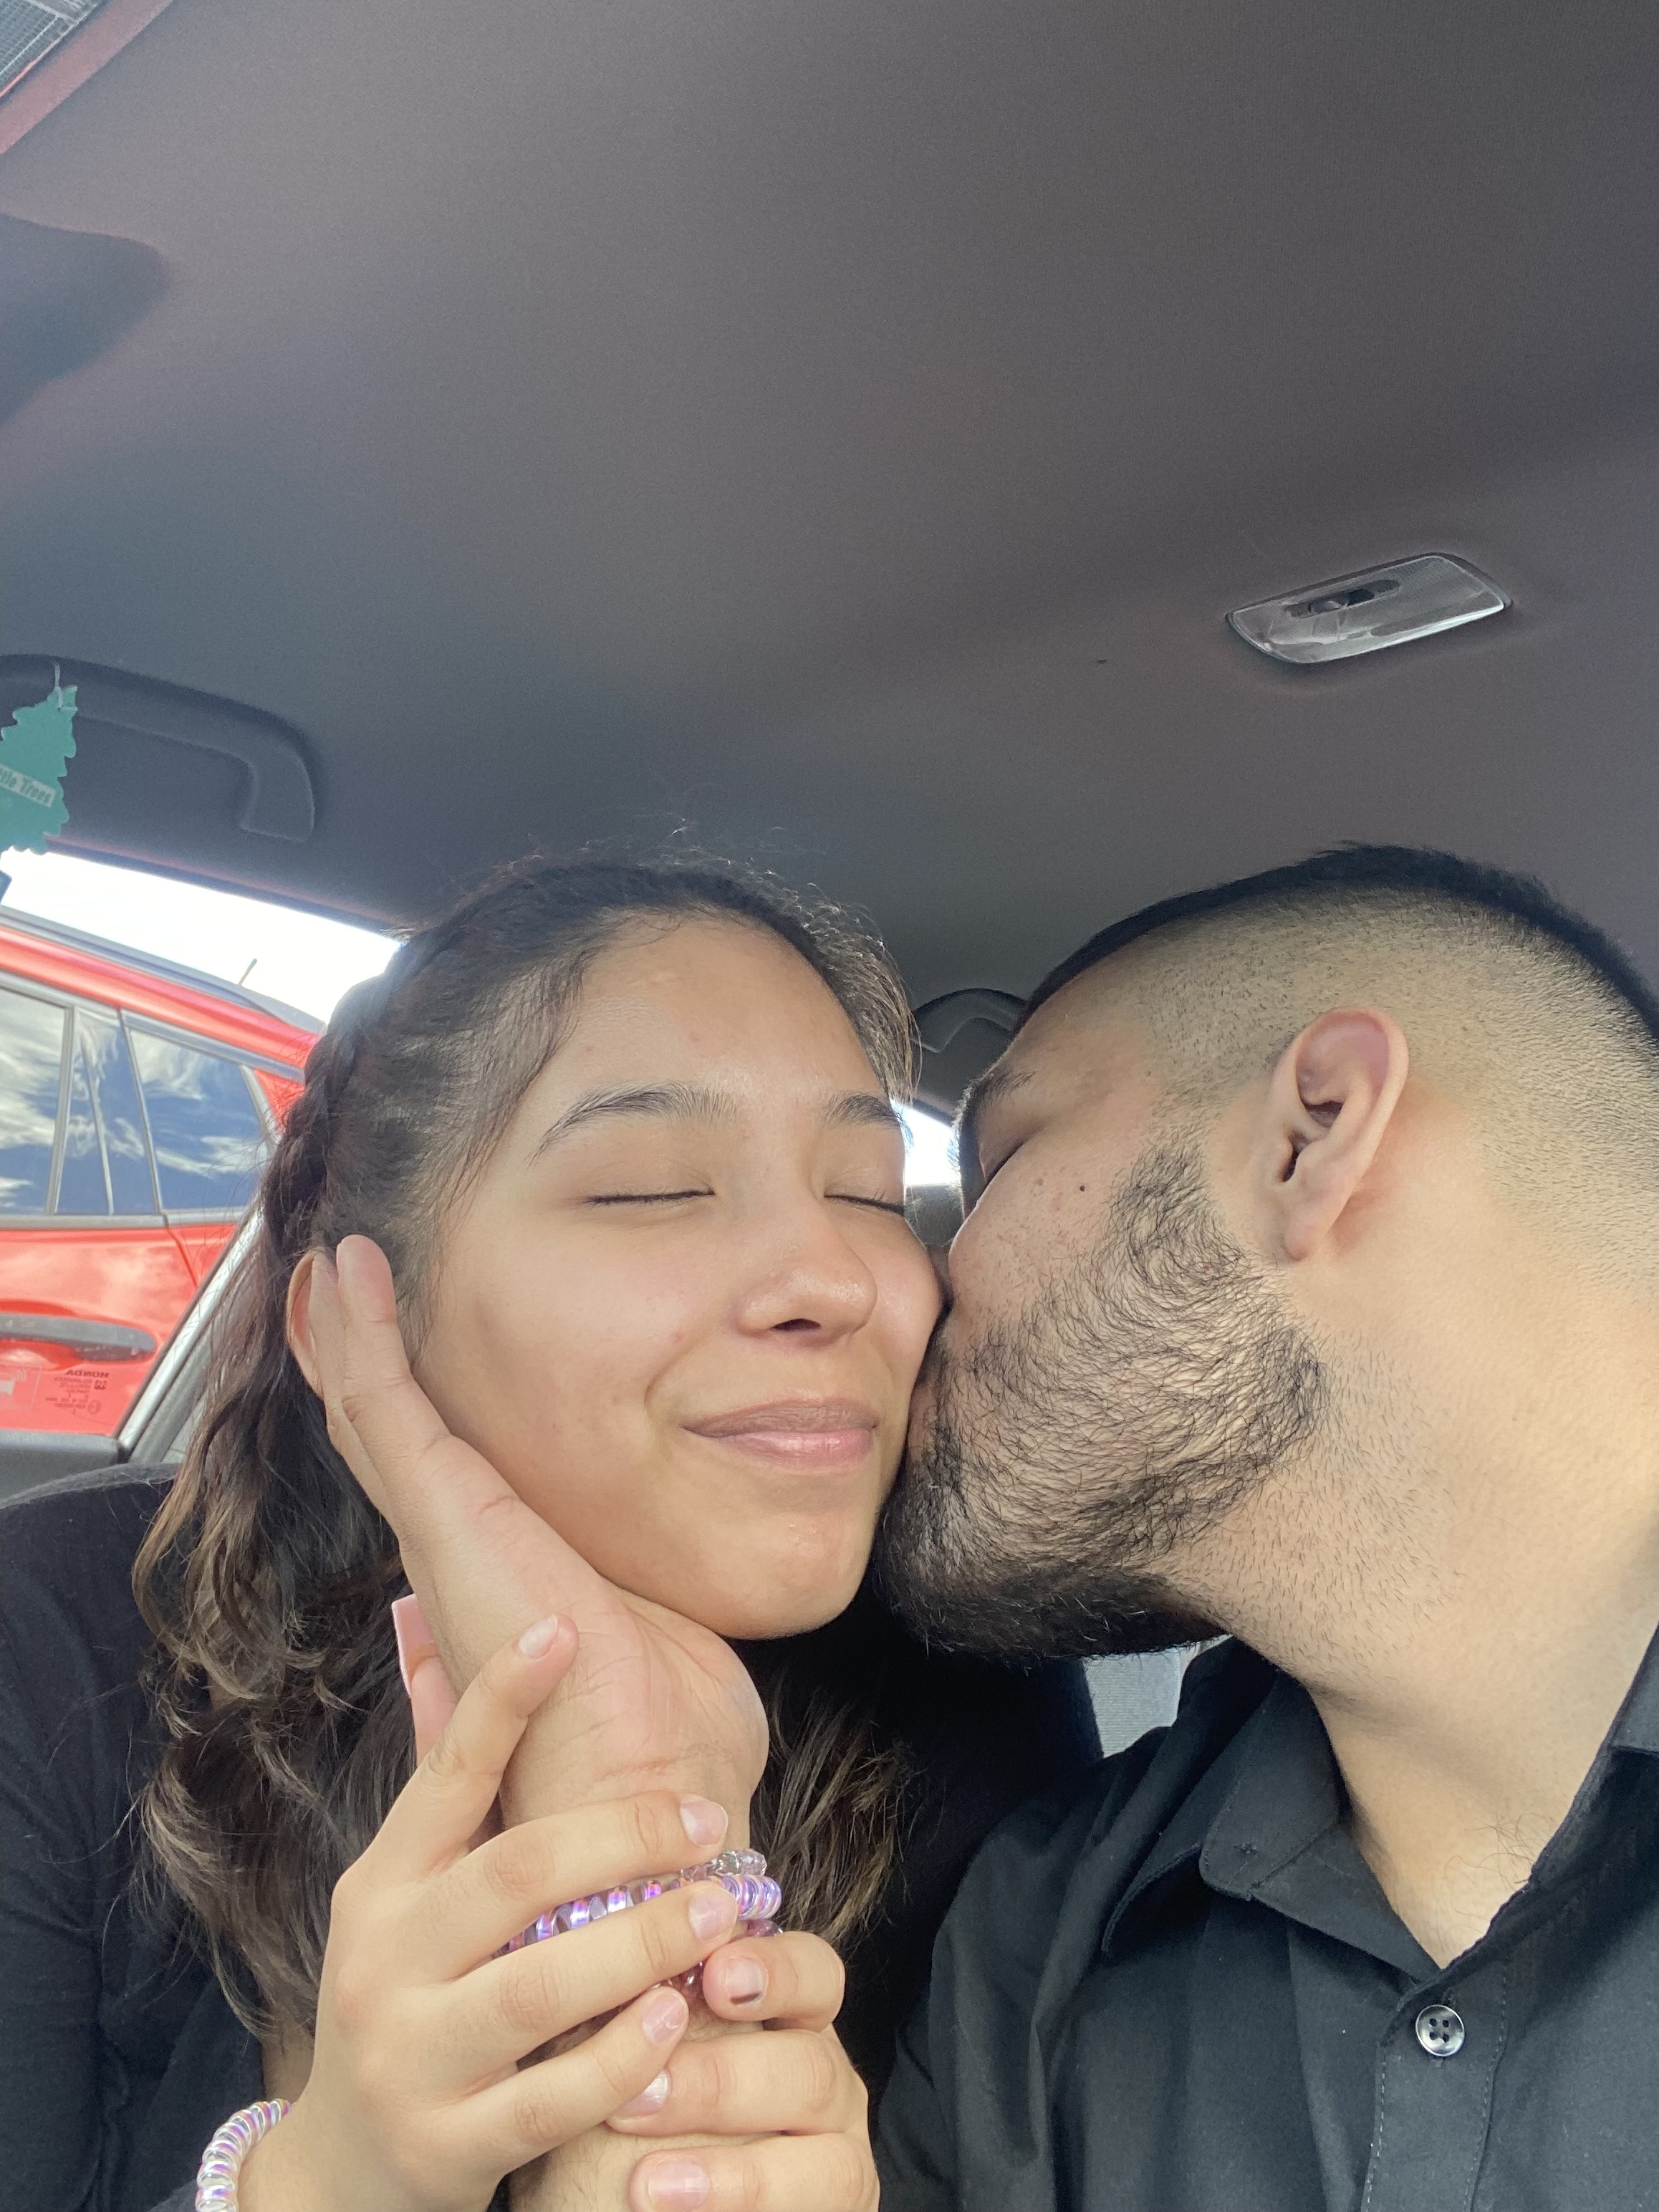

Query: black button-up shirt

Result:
[877,1634,1659,2211]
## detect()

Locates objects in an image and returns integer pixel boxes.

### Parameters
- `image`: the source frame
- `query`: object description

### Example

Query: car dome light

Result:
[1227,554,1509,666]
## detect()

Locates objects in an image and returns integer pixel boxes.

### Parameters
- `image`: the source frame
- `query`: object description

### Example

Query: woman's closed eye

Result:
[588,1188,907,1216]
[586,1188,715,1206]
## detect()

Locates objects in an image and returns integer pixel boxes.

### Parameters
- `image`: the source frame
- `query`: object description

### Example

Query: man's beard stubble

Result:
[873,1140,1329,1660]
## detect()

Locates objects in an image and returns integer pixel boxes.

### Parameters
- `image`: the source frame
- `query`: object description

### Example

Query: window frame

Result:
[55,1006,122,1218]
[0,977,297,1228]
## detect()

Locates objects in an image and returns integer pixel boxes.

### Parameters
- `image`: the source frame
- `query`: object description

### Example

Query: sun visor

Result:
[0,215,168,428]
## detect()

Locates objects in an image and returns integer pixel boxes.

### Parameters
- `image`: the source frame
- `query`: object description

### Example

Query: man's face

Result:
[875,971,1328,1657]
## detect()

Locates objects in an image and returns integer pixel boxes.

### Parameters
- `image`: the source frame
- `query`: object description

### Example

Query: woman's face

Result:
[410,918,942,1640]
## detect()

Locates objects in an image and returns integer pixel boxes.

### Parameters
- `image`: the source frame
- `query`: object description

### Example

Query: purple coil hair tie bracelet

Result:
[506,1846,783,1988]
[196,2098,290,2209]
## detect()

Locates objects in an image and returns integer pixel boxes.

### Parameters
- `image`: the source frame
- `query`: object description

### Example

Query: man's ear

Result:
[285,1249,324,1395]
[1261,1009,1409,1263]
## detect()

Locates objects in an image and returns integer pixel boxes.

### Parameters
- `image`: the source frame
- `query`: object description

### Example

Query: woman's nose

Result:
[734,1209,881,1339]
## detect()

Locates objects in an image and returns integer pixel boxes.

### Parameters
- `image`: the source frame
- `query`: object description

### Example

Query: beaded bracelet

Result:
[191,1857,780,2208]
[505,1845,783,1989]
[196,2098,290,2210]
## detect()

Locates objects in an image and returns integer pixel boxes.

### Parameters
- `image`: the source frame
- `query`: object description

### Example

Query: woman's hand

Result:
[304,1236,769,1830]
[395,1617,873,2212]
[241,1617,747,2212]
[506,1931,876,2212]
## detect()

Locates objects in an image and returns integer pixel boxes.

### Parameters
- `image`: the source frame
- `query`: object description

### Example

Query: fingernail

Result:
[678,1796,727,1848]
[616,2069,672,2115]
[517,1614,562,1659]
[643,2158,711,2209]
[686,1882,739,1941]
[641,1988,688,2047]
[390,1594,434,1696]
[718,1955,766,2004]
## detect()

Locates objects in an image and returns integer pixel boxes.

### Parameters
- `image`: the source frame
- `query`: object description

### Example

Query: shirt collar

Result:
[1099,1669,1312,1960]
[1610,1616,1659,1756]
[1102,1616,1659,1976]
[1197,1673,1344,1892]
[1103,1663,1435,1979]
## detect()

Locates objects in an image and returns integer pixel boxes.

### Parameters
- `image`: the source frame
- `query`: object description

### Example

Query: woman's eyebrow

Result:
[534,1085,901,1156]
[534,1082,739,1154]
[822,1092,904,1135]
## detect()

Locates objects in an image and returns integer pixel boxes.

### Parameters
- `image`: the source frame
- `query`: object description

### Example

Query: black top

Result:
[1,1467,1097,2212]
[877,1632,1659,2212]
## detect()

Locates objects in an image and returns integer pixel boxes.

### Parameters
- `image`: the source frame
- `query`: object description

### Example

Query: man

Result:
[872,844,1659,2212]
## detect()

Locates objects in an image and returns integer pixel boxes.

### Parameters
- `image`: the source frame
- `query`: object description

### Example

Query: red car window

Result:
[0,916,316,1453]
[0,988,66,1214]
[0,995,67,1221]
[129,1032,269,1215]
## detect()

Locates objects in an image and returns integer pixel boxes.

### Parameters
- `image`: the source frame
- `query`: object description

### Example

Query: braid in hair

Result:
[132,967,426,2028]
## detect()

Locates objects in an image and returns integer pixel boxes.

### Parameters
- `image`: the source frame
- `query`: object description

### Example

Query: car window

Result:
[0,863,337,1470]
[0,987,65,1214]
[129,1030,269,1213]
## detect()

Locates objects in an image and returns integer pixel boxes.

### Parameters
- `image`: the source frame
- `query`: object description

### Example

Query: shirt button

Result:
[1415,2004,1466,2057]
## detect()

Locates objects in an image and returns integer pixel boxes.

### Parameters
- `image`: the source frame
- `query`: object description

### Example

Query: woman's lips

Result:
[686,1399,881,1470]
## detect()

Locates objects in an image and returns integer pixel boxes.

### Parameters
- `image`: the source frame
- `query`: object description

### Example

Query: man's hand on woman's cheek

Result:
[605,1933,877,2212]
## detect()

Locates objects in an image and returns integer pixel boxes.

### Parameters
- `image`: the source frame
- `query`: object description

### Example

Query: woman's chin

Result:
[711,1592,857,1642]
[633,1549,869,1644]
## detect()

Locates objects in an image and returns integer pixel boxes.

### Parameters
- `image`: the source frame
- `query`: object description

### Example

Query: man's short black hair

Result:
[1024,845,1659,1052]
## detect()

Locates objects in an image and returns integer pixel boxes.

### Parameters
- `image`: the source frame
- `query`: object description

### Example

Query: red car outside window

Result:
[0,908,315,1438]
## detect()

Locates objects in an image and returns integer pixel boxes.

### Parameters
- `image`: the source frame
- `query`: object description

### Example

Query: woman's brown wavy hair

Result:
[133,852,919,2035]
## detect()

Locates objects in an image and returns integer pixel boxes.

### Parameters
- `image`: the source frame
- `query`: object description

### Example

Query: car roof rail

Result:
[0,900,322,1035]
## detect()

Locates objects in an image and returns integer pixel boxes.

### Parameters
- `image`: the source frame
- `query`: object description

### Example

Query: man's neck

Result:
[1314,1572,1659,1966]
[1186,1302,1659,1967]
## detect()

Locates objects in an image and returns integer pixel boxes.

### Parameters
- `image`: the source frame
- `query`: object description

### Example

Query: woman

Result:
[0,854,1095,2209]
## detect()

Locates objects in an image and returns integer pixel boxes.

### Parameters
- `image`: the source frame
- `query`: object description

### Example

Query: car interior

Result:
[1,3,1656,1742]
